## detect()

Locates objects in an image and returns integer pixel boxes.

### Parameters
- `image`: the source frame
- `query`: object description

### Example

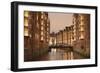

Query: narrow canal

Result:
[35,48,86,61]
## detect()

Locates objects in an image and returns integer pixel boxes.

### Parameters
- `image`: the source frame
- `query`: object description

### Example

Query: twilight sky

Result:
[48,13,73,33]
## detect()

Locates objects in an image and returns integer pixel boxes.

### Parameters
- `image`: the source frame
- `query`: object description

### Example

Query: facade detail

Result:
[73,14,90,57]
[24,11,50,61]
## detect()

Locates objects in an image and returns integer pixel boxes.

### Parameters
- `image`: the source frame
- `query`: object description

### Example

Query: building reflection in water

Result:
[48,48,74,60]
[28,47,87,61]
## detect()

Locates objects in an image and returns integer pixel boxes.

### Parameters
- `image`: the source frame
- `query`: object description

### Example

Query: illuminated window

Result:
[41,36,44,41]
[24,28,28,36]
[24,11,28,17]
[41,31,43,35]
[80,27,84,31]
[41,26,43,30]
[41,20,43,25]
[80,21,84,25]
[80,15,84,20]
[24,19,28,26]
[79,32,84,39]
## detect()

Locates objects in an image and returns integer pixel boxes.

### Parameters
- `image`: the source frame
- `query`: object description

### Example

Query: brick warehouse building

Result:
[73,14,90,58]
[56,25,74,46]
[24,11,50,61]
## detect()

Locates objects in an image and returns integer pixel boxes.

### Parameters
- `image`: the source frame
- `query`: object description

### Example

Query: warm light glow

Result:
[41,31,43,35]
[24,11,28,17]
[41,26,44,30]
[80,27,84,31]
[41,36,44,41]
[79,33,84,39]
[24,28,28,36]
[24,19,28,26]
[54,38,56,44]
[49,37,53,45]
[80,15,84,20]
[80,22,84,25]
[41,21,44,25]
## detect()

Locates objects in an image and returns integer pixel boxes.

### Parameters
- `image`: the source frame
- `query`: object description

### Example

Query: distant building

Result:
[24,11,50,61]
[56,25,74,46]
[49,32,56,45]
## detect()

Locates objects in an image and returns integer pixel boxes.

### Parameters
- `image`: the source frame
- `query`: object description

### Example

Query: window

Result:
[41,26,44,30]
[41,20,44,25]
[41,31,44,35]
[24,28,28,36]
[80,27,84,31]
[41,36,44,41]
[24,11,28,17]
[24,19,28,26]
[79,32,84,39]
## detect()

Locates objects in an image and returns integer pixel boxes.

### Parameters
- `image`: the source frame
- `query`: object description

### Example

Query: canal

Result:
[34,48,86,61]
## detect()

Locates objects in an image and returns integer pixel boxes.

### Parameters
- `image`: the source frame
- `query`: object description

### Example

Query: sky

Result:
[48,13,73,33]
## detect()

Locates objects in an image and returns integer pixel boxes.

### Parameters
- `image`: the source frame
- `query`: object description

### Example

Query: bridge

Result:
[48,44,73,51]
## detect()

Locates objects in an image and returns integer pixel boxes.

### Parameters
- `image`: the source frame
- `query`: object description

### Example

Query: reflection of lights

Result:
[51,48,56,52]
[49,37,53,45]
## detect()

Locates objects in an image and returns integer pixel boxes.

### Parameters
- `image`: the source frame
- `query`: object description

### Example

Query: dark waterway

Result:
[34,48,86,61]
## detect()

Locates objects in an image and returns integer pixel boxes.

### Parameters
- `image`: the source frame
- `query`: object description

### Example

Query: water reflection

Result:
[30,48,86,61]
[46,47,86,61]
[48,48,74,60]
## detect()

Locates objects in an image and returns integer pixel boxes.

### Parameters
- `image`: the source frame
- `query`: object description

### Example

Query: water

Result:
[39,48,86,61]
[48,48,74,60]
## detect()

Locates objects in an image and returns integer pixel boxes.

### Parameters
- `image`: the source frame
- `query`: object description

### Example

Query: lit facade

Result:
[24,11,50,61]
[73,14,90,57]
[56,25,74,46]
